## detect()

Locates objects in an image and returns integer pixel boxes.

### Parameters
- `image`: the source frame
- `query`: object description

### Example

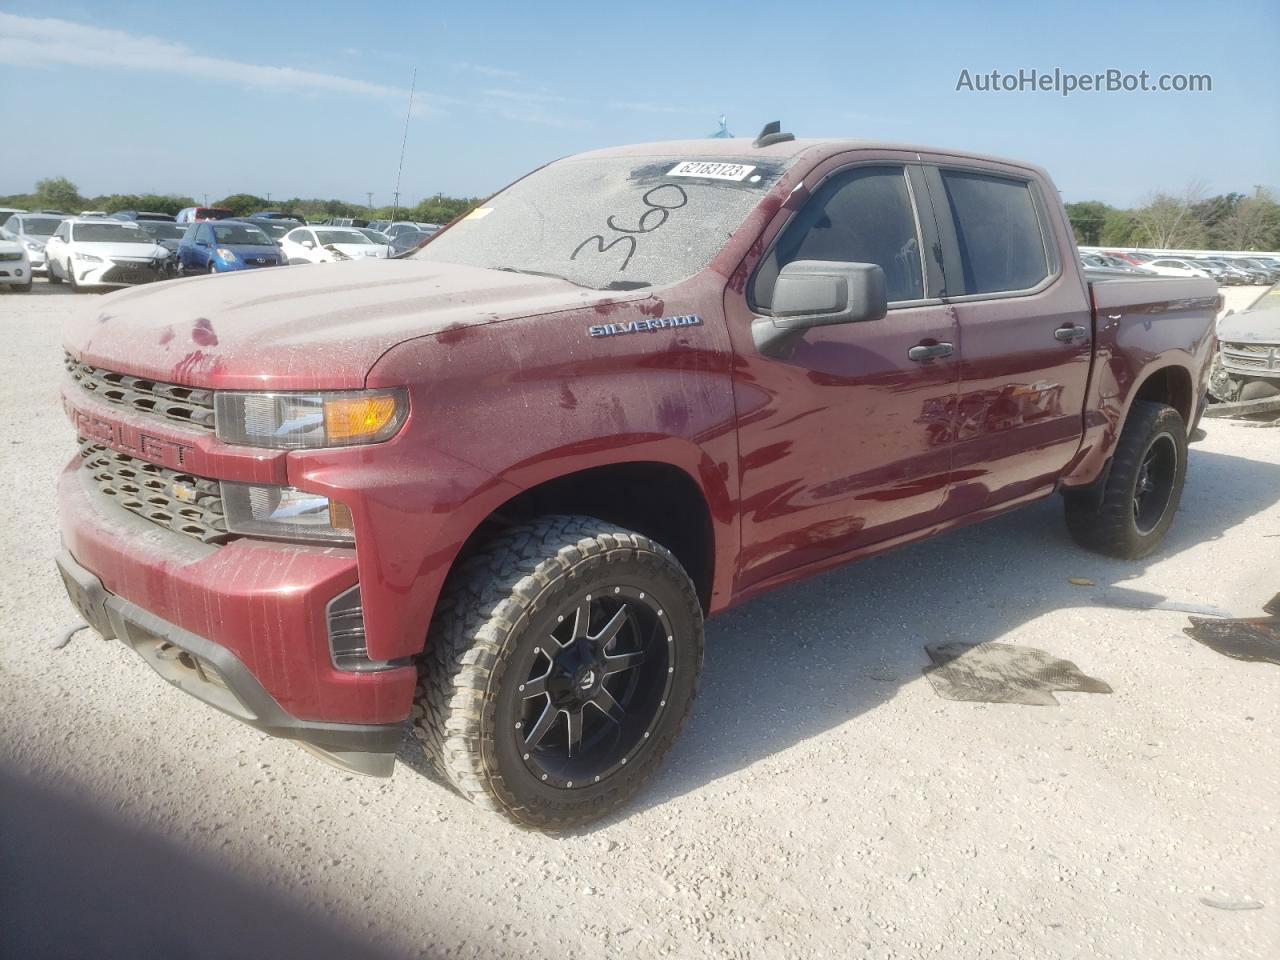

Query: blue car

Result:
[178,220,283,274]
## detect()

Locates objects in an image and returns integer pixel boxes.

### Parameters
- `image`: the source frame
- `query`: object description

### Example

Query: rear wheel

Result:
[413,515,704,830]
[1063,400,1187,559]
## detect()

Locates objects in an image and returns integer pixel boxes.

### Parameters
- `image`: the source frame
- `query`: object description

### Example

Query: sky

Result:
[1,0,1277,208]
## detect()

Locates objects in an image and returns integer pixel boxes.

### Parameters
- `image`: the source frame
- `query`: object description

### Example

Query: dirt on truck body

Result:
[57,130,1217,828]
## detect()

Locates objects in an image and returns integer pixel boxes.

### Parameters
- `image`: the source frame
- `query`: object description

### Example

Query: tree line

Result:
[0,177,480,226]
[8,175,1278,252]
[1065,186,1280,251]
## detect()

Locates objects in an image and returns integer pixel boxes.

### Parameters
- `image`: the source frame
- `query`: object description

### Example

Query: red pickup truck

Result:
[58,133,1217,829]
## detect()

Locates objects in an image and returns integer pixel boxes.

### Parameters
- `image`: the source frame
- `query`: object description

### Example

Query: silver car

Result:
[1,213,66,276]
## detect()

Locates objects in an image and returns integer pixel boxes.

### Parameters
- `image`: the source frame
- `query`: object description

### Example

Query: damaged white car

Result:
[45,218,170,290]
[278,225,391,265]
[1209,283,1280,417]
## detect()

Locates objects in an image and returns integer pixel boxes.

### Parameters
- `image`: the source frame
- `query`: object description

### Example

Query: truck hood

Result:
[1218,304,1280,344]
[64,257,624,390]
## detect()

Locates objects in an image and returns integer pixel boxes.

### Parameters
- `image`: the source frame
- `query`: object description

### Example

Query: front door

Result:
[726,161,960,589]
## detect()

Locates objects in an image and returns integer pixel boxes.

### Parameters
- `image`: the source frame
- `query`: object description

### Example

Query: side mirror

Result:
[752,260,888,355]
[301,240,315,249]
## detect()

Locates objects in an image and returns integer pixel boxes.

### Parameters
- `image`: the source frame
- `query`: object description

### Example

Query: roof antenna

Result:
[392,68,416,221]
[753,121,795,148]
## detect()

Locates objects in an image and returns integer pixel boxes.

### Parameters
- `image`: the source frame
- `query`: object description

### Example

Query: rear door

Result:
[728,158,960,588]
[922,162,1093,514]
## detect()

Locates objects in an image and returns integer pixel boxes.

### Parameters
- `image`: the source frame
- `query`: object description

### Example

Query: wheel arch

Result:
[449,459,719,614]
[1130,363,1194,428]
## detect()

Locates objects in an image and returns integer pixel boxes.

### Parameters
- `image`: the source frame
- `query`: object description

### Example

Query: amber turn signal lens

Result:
[324,394,399,442]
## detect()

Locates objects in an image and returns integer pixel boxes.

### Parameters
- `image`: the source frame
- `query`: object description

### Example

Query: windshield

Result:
[22,217,63,236]
[316,229,372,245]
[138,222,184,240]
[213,224,273,245]
[413,155,795,289]
[359,229,390,242]
[72,222,152,243]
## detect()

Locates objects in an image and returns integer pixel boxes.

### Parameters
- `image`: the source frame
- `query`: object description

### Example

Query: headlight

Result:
[216,247,237,260]
[25,241,41,252]
[214,389,408,448]
[221,482,354,543]
[0,252,20,262]
[73,252,104,263]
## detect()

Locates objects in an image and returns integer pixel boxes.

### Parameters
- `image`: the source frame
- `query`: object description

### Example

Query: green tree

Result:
[1064,201,1112,245]
[34,176,83,212]
[215,193,267,216]
[1099,210,1142,247]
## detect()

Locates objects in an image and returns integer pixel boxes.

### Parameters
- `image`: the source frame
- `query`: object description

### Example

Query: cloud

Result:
[610,100,708,116]
[0,13,410,99]
[478,87,568,104]
[454,61,520,80]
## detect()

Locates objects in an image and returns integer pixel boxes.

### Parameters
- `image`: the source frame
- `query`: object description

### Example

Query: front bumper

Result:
[57,549,401,776]
[72,257,168,287]
[56,459,416,776]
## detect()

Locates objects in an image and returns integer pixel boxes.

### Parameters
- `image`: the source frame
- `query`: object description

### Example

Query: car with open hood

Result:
[1211,282,1280,406]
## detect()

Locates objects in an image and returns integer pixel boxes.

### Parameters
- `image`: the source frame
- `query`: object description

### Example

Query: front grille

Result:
[101,261,164,285]
[78,438,228,543]
[1222,342,1276,370]
[65,353,216,430]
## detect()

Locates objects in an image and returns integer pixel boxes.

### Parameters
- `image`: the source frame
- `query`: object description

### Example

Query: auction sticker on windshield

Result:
[666,161,756,181]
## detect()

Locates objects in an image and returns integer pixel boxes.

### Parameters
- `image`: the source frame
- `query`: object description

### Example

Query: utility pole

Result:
[392,68,416,221]
[266,191,271,204]
[367,191,374,212]
[202,193,208,206]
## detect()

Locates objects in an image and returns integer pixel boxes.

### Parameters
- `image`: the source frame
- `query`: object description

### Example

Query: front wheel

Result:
[47,261,63,285]
[1063,400,1187,559]
[413,515,704,830]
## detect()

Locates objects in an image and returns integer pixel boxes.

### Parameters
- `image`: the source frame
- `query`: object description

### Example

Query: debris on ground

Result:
[923,642,1113,705]
[1067,577,1096,587]
[1184,596,1280,665]
[50,619,90,651]
[1199,896,1264,911]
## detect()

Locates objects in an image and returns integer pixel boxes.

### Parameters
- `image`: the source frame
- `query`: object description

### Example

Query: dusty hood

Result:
[63,256,621,390]
[1218,305,1280,344]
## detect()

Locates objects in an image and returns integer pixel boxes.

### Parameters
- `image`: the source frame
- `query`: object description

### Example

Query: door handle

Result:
[1055,325,1088,342]
[908,342,954,362]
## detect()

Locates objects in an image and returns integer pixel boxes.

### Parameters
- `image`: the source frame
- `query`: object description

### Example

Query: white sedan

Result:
[278,226,391,264]
[45,219,171,290]
[1144,258,1213,279]
[0,226,33,292]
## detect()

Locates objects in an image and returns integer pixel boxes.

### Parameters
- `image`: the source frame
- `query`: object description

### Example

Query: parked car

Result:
[56,135,1218,829]
[1144,257,1213,279]
[367,219,392,233]
[111,210,176,223]
[1211,282,1280,404]
[1221,258,1273,284]
[44,218,170,290]
[249,211,296,220]
[239,217,299,241]
[1194,259,1251,285]
[175,207,235,224]
[0,226,32,292]
[177,220,283,274]
[0,206,27,221]
[357,227,395,254]
[79,210,109,218]
[1,212,65,276]
[1235,258,1280,283]
[135,221,187,274]
[278,225,390,263]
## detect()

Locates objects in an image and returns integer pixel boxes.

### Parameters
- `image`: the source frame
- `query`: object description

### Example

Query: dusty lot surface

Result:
[1,282,1277,959]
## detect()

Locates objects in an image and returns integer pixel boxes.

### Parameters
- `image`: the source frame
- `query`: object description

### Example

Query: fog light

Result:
[220,482,355,543]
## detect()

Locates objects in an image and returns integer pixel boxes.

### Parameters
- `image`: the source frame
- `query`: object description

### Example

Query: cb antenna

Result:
[392,68,416,220]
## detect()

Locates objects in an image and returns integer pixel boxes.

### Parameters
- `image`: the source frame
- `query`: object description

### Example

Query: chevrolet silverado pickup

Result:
[57,131,1218,829]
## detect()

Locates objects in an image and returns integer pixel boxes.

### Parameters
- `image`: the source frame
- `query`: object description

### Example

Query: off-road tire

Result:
[1063,400,1187,559]
[412,515,704,830]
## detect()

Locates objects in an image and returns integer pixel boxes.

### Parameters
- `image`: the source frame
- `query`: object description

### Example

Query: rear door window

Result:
[938,171,1050,295]
[753,165,924,307]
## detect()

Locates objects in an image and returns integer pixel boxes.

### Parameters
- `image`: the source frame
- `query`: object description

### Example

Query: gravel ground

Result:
[1,282,1277,959]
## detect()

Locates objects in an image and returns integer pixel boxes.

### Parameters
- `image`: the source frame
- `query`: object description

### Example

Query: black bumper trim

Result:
[55,549,403,777]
